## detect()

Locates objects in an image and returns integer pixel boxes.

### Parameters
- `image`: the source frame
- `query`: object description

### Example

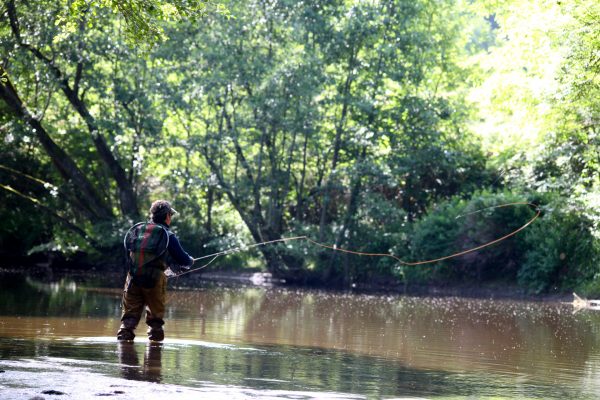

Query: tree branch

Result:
[0,65,112,220]
[7,0,139,218]
[74,62,83,97]
[0,183,98,247]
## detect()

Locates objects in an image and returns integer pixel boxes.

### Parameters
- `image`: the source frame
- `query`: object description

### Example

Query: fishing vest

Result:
[124,222,170,288]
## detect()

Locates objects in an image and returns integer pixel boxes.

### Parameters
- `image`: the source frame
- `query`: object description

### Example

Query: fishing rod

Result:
[169,236,307,279]
[192,236,308,262]
[167,202,541,279]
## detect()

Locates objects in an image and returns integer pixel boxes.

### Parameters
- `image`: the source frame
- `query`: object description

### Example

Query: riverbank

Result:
[195,269,572,302]
[0,264,574,304]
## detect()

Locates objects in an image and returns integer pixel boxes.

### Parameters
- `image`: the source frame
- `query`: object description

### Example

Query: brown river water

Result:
[1,271,600,399]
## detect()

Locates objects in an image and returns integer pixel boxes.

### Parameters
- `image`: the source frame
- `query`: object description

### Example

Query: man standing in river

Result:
[117,200,194,342]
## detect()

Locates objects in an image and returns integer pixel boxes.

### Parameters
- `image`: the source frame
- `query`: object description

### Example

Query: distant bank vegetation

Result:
[1,0,598,294]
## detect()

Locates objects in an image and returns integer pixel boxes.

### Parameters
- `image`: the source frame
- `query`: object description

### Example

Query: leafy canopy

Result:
[59,0,230,49]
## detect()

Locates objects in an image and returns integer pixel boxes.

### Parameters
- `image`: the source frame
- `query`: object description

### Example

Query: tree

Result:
[156,0,489,284]
[0,0,214,254]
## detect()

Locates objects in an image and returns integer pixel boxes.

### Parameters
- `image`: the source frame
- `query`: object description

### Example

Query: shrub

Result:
[519,204,600,294]
[402,196,464,284]
[406,190,539,285]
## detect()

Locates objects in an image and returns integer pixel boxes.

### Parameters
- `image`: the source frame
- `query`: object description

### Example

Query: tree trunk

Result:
[206,186,214,235]
[201,144,303,282]
[7,0,139,219]
[0,68,113,222]
[295,132,309,220]
[321,147,366,285]
[319,46,357,240]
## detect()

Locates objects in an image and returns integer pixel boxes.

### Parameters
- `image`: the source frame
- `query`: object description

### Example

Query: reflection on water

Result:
[118,342,163,383]
[2,272,600,398]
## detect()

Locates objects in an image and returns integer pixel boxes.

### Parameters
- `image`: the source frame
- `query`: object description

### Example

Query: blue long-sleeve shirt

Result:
[166,232,194,267]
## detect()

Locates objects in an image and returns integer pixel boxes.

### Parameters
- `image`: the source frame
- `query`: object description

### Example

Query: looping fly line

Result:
[168,202,541,279]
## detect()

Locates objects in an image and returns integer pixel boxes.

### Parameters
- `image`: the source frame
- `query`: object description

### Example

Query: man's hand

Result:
[164,268,177,278]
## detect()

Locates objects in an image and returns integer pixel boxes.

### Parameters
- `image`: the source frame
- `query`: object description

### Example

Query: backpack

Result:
[123,222,170,288]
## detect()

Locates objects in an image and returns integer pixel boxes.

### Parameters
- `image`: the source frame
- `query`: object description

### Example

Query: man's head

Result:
[149,200,178,225]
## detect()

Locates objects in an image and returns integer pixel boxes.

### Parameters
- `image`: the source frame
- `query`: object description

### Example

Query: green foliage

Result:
[501,0,600,295]
[519,201,600,294]
[323,191,411,286]
[157,0,491,280]
[527,0,600,224]
[402,196,464,284]
[0,120,56,259]
[59,0,229,50]
[404,189,600,295]
[1,0,599,295]
[406,191,539,285]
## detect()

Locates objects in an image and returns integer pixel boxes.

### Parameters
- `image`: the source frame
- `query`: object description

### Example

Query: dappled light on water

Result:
[2,273,600,398]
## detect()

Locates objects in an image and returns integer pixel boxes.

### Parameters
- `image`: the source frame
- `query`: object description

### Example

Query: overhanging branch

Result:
[0,183,99,248]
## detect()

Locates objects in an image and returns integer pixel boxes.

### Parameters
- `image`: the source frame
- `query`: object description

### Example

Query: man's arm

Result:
[167,234,194,267]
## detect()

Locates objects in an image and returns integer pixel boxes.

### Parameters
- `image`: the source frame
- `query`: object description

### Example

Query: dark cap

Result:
[149,200,178,221]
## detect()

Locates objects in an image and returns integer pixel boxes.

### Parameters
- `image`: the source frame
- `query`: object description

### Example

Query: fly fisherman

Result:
[117,200,194,342]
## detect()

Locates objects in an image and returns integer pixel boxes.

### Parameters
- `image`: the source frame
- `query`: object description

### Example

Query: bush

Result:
[299,191,411,287]
[401,196,464,284]
[406,190,539,285]
[349,192,411,284]
[519,203,600,294]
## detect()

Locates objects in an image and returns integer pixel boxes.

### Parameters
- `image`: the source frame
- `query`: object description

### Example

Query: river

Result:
[1,271,600,399]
